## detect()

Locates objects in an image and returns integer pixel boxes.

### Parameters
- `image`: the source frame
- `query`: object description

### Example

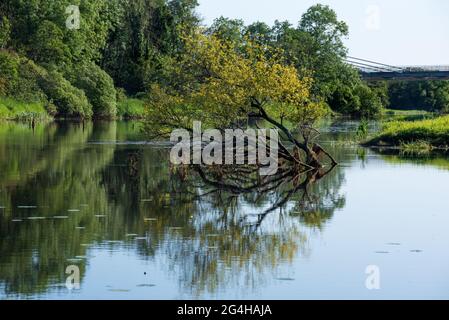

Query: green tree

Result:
[0,16,11,48]
[145,31,334,168]
[30,20,71,64]
[245,21,272,44]
[388,81,449,112]
[207,17,245,43]
[66,62,117,118]
[101,0,199,94]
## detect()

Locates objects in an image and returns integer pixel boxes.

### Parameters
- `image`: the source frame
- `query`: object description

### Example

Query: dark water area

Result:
[0,120,448,299]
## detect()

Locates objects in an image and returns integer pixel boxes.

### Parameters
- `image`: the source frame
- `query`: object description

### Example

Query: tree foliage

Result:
[144,31,336,171]
[206,5,386,118]
[101,0,199,94]
[388,81,449,113]
[0,1,413,120]
[145,31,327,134]
[0,16,10,49]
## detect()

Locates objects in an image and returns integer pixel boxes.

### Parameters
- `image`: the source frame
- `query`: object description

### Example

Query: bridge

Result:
[346,56,449,81]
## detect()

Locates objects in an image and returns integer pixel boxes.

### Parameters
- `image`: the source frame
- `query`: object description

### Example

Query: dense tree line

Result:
[388,81,449,113]
[204,5,386,118]
[2,1,442,120]
[0,0,199,118]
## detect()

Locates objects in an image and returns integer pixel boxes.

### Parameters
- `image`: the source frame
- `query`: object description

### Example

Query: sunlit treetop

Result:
[144,29,329,137]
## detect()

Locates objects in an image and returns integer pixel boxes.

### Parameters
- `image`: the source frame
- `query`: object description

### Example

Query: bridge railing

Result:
[399,66,449,72]
[345,56,449,74]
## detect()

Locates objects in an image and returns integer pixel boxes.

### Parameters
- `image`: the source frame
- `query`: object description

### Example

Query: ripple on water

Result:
[136,284,156,288]
[108,289,131,292]
[276,278,295,281]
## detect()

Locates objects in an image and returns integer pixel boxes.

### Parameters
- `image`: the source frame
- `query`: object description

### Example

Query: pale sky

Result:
[197,0,449,66]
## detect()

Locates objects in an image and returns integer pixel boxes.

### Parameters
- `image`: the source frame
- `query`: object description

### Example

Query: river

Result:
[0,120,448,299]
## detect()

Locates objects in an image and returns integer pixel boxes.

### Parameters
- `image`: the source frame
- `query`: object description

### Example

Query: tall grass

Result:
[367,115,449,148]
[0,97,50,121]
[117,98,145,119]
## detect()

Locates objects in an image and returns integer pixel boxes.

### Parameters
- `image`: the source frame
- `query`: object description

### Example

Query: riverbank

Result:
[0,96,146,121]
[117,98,146,119]
[366,115,449,150]
[0,97,50,121]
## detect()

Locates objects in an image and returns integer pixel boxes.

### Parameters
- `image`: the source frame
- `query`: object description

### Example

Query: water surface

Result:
[0,120,448,300]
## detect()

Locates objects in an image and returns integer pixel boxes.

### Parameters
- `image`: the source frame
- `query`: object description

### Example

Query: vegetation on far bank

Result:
[0,97,49,121]
[367,115,449,149]
[1,1,448,123]
[1,1,394,121]
[117,97,146,119]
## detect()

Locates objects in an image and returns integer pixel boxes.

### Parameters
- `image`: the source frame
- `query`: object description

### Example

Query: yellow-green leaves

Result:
[145,30,327,137]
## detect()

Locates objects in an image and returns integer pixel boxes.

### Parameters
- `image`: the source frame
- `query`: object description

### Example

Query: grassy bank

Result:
[117,98,146,119]
[367,115,449,149]
[0,97,50,121]
[382,109,434,122]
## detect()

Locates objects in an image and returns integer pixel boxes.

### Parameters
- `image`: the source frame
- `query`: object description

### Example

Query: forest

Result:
[0,0,448,122]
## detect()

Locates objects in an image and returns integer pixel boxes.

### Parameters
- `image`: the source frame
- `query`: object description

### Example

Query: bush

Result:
[38,70,93,118]
[117,98,145,119]
[0,16,10,49]
[0,50,20,95]
[30,20,71,64]
[329,83,383,118]
[0,50,94,118]
[66,62,117,118]
[368,115,449,147]
[0,97,48,120]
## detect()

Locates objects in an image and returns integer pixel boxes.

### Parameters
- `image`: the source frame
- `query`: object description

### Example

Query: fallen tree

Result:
[143,30,337,173]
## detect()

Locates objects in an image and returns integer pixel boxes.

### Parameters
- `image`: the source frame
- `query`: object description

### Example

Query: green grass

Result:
[399,140,434,156]
[117,98,146,119]
[383,109,430,116]
[382,109,434,122]
[367,115,449,148]
[0,97,50,121]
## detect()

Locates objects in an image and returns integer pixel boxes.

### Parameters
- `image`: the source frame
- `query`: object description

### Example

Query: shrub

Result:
[117,98,145,119]
[0,16,10,49]
[0,97,48,120]
[38,70,93,118]
[0,50,94,118]
[66,62,117,118]
[368,115,449,147]
[0,50,20,95]
[329,83,384,118]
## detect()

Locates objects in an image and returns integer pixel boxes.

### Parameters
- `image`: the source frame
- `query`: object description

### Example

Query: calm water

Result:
[0,120,448,300]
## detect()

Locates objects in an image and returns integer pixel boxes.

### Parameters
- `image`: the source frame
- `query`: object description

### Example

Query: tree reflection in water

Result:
[0,122,346,298]
[155,163,343,296]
